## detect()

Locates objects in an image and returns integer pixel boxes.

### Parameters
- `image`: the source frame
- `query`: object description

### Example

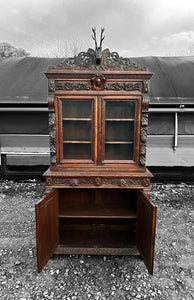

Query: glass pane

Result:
[106,121,134,142]
[104,101,135,161]
[62,101,91,118]
[62,100,93,161]
[105,144,133,160]
[63,144,91,160]
[63,120,91,141]
[106,101,135,119]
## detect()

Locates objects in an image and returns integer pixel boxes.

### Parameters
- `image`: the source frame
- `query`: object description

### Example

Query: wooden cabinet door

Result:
[35,189,59,272]
[58,96,97,164]
[99,96,141,165]
[136,190,157,275]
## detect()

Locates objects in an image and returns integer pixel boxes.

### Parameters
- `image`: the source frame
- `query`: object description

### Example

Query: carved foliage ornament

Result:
[55,80,143,92]
[46,177,150,187]
[143,80,149,93]
[104,82,142,91]
[139,112,149,167]
[49,49,147,71]
[55,81,91,91]
[48,79,55,92]
[48,95,56,165]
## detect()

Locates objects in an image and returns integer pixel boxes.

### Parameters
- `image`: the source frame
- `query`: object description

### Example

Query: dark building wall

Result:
[0,56,194,170]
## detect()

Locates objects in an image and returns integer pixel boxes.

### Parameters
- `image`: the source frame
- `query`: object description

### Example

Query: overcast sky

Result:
[1,0,194,57]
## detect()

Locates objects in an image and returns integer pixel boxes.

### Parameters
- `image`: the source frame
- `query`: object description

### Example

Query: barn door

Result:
[35,189,59,272]
[136,190,157,275]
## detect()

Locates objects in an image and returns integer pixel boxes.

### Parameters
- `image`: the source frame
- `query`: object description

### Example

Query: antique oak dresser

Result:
[35,45,157,274]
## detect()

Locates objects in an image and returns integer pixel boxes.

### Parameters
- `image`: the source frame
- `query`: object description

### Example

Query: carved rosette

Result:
[94,177,102,186]
[48,96,56,164]
[69,179,78,186]
[91,74,106,90]
[46,177,150,188]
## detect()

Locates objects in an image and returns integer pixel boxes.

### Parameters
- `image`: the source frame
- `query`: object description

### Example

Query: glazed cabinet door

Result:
[100,96,141,165]
[136,190,157,275]
[36,189,59,272]
[58,97,97,164]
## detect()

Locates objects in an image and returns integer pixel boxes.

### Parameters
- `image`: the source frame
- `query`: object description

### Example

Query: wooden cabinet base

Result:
[36,186,156,274]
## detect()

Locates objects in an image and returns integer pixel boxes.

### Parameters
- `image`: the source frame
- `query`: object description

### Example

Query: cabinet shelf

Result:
[59,228,136,249]
[105,141,133,144]
[56,245,139,256]
[63,118,91,121]
[59,204,136,219]
[63,141,91,144]
[106,119,134,121]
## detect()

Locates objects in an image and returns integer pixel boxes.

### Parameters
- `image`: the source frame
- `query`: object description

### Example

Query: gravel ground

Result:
[0,179,194,300]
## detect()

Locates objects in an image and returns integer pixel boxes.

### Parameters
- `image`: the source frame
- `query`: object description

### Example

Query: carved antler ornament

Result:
[92,27,105,64]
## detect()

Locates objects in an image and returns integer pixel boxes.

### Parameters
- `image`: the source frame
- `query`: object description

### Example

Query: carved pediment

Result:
[49,48,146,71]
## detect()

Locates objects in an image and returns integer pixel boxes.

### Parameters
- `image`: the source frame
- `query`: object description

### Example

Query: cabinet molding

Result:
[55,80,143,92]
[45,176,150,188]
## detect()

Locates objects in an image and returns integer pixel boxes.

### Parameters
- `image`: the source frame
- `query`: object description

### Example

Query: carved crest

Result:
[49,48,146,71]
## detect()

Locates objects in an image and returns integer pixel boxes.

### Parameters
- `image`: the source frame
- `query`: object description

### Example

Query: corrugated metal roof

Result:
[0,56,194,104]
[0,57,61,104]
[132,56,194,104]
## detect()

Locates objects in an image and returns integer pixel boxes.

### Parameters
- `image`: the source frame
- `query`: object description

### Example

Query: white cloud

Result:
[168,31,194,42]
[139,31,194,56]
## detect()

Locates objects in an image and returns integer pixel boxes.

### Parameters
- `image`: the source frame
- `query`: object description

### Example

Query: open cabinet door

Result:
[136,190,157,275]
[35,189,59,272]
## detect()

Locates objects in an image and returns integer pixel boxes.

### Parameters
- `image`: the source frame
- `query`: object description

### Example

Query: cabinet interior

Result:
[58,188,137,249]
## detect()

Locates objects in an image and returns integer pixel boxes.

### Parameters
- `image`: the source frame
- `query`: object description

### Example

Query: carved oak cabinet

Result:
[35,49,157,274]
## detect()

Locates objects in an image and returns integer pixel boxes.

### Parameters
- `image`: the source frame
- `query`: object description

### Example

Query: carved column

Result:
[140,95,150,167]
[48,96,56,165]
